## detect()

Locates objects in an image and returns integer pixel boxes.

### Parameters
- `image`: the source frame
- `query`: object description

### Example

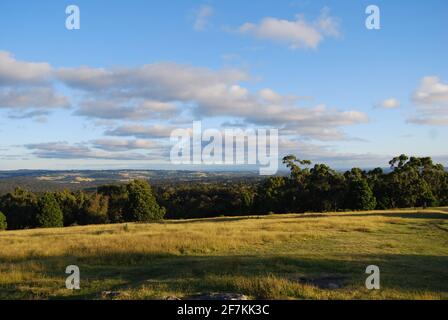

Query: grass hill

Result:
[0,208,447,299]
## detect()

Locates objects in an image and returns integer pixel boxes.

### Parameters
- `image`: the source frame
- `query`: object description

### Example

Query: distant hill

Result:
[0,169,265,194]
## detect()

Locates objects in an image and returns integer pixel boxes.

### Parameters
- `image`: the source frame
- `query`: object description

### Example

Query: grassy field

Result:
[0,208,447,300]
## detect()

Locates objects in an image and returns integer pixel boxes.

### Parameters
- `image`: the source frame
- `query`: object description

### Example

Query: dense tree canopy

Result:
[125,180,165,221]
[35,192,64,228]
[0,155,446,230]
[1,187,37,229]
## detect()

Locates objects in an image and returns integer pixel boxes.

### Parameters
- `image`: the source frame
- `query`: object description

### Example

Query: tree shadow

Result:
[164,210,448,224]
[164,216,263,224]
[292,211,448,220]
[1,251,446,299]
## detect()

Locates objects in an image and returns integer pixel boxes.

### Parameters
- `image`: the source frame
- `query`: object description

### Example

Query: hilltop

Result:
[0,208,447,300]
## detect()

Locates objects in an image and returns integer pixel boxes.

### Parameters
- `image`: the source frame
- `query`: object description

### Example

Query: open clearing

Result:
[0,208,447,299]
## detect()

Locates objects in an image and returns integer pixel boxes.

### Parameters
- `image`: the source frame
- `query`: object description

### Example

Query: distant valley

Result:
[0,170,265,194]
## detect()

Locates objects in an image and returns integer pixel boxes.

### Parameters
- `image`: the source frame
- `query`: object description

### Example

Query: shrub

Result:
[123,223,129,232]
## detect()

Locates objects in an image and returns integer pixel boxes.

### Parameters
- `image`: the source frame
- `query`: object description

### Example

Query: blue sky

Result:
[0,0,447,170]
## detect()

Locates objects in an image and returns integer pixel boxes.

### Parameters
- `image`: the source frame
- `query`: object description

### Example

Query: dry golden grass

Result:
[0,208,447,299]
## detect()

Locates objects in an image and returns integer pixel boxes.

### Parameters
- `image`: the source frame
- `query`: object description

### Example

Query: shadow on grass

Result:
[165,216,266,224]
[1,250,447,299]
[163,211,448,225]
[290,211,448,220]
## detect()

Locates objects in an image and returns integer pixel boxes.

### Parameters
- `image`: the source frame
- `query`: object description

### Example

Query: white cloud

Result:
[57,62,248,93]
[193,5,214,31]
[57,66,118,90]
[75,99,177,120]
[315,7,341,37]
[7,110,50,120]
[378,98,400,109]
[0,51,367,142]
[0,52,69,118]
[25,141,164,161]
[258,88,296,104]
[238,9,340,49]
[0,87,70,110]
[90,139,158,151]
[413,76,448,107]
[0,51,52,85]
[408,76,448,126]
[104,124,178,139]
[407,117,448,126]
[279,137,390,167]
[58,62,367,141]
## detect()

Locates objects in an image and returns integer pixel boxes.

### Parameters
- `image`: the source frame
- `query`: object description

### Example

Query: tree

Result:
[0,187,37,229]
[0,154,445,228]
[385,155,438,208]
[367,167,388,209]
[125,180,166,221]
[79,193,109,225]
[0,211,7,231]
[36,193,64,228]
[282,155,312,212]
[54,190,79,226]
[308,164,344,212]
[255,176,287,213]
[438,173,448,206]
[282,155,311,180]
[345,176,377,210]
[98,184,128,223]
[240,187,255,213]
[389,154,409,170]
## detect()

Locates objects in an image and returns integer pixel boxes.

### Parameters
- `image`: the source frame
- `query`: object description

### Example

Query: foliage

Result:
[54,190,79,226]
[78,193,109,225]
[0,211,6,230]
[160,183,255,219]
[36,192,64,228]
[97,184,128,223]
[255,176,288,213]
[0,155,446,230]
[125,180,165,221]
[345,169,376,210]
[0,187,37,229]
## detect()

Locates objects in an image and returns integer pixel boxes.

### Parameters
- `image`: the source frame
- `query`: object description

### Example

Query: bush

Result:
[36,193,64,228]
[0,211,7,230]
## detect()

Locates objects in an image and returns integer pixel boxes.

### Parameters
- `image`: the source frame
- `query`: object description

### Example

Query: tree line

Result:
[0,154,447,230]
[0,180,165,230]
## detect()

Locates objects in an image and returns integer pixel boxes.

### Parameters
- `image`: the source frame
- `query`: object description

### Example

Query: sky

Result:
[0,0,447,171]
